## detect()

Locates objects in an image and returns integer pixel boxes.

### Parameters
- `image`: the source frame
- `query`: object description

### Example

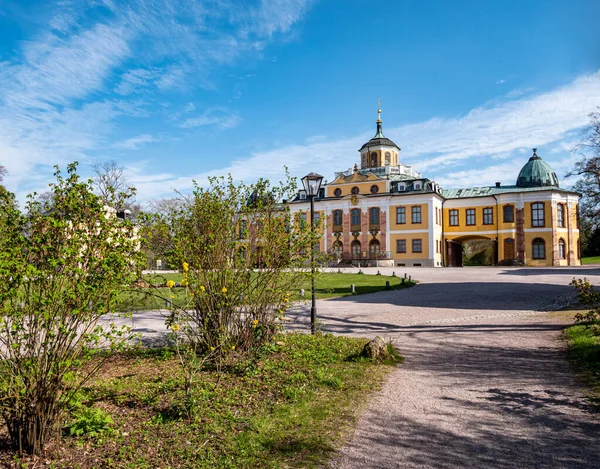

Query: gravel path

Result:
[290,267,600,469]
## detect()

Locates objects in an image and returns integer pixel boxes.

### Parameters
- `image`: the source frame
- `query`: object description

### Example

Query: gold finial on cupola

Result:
[377,99,382,123]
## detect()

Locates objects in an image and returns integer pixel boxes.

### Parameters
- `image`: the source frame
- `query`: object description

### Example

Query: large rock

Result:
[362,336,387,359]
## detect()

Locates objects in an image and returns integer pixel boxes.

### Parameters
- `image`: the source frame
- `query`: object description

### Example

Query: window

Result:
[503,205,514,223]
[298,212,307,226]
[396,206,406,224]
[369,207,380,227]
[238,220,247,240]
[558,238,566,259]
[351,208,361,228]
[333,209,343,227]
[351,240,361,258]
[370,152,377,166]
[532,238,546,259]
[299,192,306,200]
[313,212,320,226]
[351,186,359,195]
[557,204,565,228]
[449,209,459,226]
[483,207,493,225]
[412,239,422,253]
[412,206,421,224]
[398,184,406,191]
[435,207,439,225]
[414,182,422,190]
[385,152,391,165]
[466,209,476,225]
[396,239,406,253]
[532,202,545,227]
[370,185,379,194]
[369,239,380,257]
[334,188,342,197]
[436,239,439,253]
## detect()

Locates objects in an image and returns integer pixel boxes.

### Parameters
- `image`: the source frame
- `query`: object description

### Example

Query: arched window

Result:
[351,208,361,229]
[351,240,361,258]
[558,238,566,259]
[369,207,380,228]
[532,238,546,259]
[385,152,391,165]
[531,202,545,227]
[557,204,565,228]
[334,188,342,197]
[369,239,380,257]
[361,154,367,167]
[333,240,343,257]
[351,186,359,195]
[333,209,343,227]
[370,152,377,167]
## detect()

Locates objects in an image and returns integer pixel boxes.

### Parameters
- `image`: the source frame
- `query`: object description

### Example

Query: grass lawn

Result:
[117,272,416,312]
[581,256,600,265]
[2,334,398,469]
[564,320,600,406]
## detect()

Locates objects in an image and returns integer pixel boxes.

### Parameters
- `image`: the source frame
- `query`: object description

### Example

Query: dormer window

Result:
[414,182,422,190]
[398,184,406,191]
[299,192,307,200]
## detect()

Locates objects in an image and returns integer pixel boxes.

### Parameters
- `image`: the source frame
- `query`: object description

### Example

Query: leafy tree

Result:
[0,165,6,183]
[138,198,185,269]
[151,175,318,415]
[0,163,143,455]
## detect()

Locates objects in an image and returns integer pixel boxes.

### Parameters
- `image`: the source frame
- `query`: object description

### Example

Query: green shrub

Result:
[66,407,114,438]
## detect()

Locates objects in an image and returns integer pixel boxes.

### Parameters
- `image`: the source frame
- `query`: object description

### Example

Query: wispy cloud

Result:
[180,109,241,129]
[128,70,600,200]
[496,79,506,84]
[0,0,316,200]
[113,134,157,150]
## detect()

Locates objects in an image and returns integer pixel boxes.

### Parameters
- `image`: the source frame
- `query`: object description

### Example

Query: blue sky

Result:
[1,0,600,203]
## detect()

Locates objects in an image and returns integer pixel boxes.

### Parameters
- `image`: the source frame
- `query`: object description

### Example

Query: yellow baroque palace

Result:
[290,108,580,267]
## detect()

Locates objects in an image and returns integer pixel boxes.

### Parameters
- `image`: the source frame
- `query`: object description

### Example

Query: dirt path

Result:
[328,313,599,469]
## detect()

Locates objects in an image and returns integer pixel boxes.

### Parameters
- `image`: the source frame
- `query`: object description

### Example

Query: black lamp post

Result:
[302,172,324,334]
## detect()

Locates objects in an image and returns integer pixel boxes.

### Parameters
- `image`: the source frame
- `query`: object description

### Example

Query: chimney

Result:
[495,182,501,188]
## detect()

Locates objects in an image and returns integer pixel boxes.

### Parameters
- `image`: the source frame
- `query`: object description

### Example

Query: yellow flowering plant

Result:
[147,172,320,404]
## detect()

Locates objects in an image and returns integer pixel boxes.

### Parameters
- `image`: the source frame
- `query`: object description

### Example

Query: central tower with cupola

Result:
[359,104,400,169]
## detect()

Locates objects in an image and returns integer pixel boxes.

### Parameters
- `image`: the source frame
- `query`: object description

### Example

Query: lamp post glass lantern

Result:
[302,172,323,334]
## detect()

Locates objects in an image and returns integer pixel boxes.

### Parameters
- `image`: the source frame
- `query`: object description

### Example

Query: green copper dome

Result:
[516,149,559,188]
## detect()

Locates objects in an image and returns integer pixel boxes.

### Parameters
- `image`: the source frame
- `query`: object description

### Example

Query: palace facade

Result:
[290,108,580,267]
